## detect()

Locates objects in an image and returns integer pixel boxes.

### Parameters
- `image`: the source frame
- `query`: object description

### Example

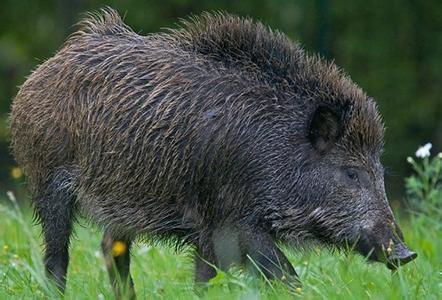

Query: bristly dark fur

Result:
[10,7,412,297]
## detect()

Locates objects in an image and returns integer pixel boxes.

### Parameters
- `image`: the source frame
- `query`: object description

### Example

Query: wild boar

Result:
[10,8,416,298]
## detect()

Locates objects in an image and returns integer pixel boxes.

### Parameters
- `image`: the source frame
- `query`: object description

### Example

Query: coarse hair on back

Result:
[71,7,384,154]
[75,6,133,36]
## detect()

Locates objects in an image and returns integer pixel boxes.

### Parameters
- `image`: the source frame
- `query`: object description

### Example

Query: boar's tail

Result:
[73,6,134,37]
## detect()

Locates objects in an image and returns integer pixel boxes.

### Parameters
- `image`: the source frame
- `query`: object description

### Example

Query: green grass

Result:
[0,196,440,300]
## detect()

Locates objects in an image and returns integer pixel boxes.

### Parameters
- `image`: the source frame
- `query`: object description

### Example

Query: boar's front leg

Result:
[195,226,247,283]
[241,230,298,283]
[101,229,135,300]
[194,226,298,286]
[194,232,218,283]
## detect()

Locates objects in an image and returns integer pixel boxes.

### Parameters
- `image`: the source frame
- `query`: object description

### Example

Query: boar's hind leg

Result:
[242,231,298,284]
[101,229,135,300]
[34,170,77,291]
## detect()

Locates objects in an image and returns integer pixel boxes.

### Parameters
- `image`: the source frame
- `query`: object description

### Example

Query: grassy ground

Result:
[0,196,440,300]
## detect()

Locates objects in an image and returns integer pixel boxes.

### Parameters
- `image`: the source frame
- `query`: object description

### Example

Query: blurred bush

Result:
[0,0,441,199]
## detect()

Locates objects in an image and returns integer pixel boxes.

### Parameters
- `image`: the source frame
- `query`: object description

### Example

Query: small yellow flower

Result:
[11,167,23,179]
[295,287,302,293]
[3,245,9,252]
[111,241,127,257]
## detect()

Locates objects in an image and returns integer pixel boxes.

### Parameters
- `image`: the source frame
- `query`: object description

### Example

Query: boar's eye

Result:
[345,168,359,183]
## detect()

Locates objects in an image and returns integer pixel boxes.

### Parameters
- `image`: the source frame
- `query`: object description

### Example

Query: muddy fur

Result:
[10,7,414,296]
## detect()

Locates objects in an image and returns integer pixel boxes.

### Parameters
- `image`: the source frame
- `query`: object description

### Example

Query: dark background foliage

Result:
[0,0,441,204]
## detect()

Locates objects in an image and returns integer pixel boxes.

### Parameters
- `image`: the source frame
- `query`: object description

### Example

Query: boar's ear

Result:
[308,105,349,153]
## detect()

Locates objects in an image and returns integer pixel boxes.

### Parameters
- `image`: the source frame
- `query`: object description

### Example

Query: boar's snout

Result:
[385,241,417,270]
[354,218,417,270]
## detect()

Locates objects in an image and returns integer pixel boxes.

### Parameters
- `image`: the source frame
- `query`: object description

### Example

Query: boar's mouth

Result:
[354,229,417,270]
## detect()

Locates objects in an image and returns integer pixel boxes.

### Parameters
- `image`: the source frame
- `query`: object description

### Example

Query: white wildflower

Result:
[97,293,105,300]
[415,143,432,158]
[438,152,442,159]
[406,157,414,164]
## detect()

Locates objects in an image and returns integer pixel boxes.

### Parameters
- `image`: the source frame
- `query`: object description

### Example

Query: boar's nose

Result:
[386,242,417,270]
